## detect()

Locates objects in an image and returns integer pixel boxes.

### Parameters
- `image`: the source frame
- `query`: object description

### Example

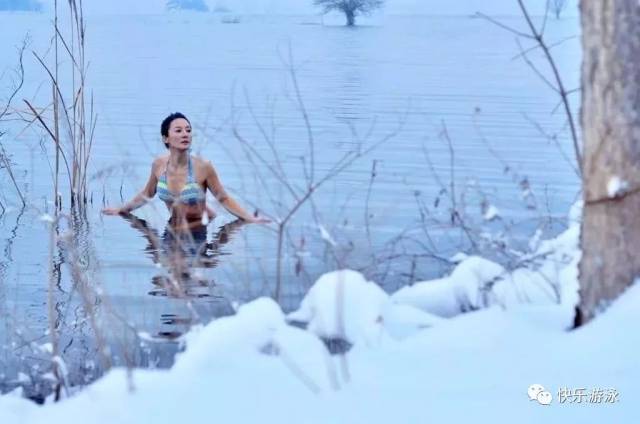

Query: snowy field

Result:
[1,202,637,422]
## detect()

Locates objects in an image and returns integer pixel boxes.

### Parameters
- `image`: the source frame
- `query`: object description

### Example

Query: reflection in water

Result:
[122,214,244,337]
[124,214,246,295]
[0,15,583,400]
[0,208,108,400]
[0,210,245,398]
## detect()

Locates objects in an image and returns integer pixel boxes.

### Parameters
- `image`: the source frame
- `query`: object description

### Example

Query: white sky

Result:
[37,0,579,16]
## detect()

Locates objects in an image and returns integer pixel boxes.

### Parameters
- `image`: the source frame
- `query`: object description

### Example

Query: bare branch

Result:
[23,99,73,186]
[474,12,535,39]
[0,36,29,122]
[515,0,581,174]
[510,35,578,61]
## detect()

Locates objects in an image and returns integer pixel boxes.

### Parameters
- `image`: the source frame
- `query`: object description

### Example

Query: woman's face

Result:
[164,118,192,150]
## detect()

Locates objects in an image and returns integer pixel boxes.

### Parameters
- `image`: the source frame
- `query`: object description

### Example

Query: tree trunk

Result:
[345,9,355,26]
[577,0,640,325]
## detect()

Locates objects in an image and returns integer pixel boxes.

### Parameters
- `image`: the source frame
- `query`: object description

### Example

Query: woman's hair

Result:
[161,112,190,148]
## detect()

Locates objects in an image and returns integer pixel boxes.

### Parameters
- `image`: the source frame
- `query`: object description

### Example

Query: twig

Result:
[474,12,534,39]
[477,1,582,175]
[510,35,578,61]
[364,160,377,253]
[515,0,581,173]
[0,143,26,206]
[285,44,315,188]
[23,99,73,186]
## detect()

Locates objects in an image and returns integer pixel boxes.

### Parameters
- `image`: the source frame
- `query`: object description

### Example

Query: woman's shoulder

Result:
[151,155,169,171]
[192,155,215,170]
[192,156,218,181]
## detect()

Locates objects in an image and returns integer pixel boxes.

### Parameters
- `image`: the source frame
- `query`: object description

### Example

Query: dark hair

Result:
[161,112,190,148]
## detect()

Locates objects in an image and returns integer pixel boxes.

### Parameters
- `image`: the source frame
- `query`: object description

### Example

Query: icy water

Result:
[0,13,581,397]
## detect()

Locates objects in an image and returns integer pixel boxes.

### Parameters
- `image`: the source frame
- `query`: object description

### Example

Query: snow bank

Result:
[3,282,637,423]
[0,298,331,424]
[3,200,637,422]
[392,256,506,317]
[392,202,582,324]
[287,269,442,343]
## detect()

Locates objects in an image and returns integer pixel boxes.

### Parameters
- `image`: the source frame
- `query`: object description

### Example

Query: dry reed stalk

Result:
[23,0,96,211]
[46,214,62,399]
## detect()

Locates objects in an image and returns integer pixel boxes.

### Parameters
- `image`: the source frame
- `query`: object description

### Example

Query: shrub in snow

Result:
[392,256,505,317]
[288,270,441,344]
[391,201,583,319]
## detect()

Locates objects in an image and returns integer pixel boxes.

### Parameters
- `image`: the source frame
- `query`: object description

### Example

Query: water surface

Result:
[0,13,581,396]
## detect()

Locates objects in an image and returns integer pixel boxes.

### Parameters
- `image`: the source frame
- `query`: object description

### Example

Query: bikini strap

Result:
[163,156,192,180]
[160,158,169,180]
[187,155,194,181]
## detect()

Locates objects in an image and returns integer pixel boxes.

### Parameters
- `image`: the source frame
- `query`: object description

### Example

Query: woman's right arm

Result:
[102,160,159,215]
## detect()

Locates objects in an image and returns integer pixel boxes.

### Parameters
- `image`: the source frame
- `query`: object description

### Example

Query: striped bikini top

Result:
[156,156,206,206]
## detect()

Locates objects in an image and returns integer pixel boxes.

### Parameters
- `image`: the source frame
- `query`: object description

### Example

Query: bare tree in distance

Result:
[313,0,384,26]
[576,0,640,326]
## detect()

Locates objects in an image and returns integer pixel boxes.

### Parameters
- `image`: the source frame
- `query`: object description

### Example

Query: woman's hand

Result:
[244,215,271,224]
[206,205,217,220]
[102,206,125,216]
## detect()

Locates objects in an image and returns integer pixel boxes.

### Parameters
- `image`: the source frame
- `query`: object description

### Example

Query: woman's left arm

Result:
[204,161,270,223]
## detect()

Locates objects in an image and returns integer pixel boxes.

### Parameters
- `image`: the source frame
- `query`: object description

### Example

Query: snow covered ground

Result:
[1,203,637,423]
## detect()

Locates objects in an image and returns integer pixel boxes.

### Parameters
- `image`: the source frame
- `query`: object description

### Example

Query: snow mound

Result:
[392,255,505,317]
[7,201,639,423]
[379,302,443,340]
[288,269,441,343]
[392,203,582,321]
[287,269,388,344]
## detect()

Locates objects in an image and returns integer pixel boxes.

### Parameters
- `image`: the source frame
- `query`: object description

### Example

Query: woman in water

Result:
[102,112,270,226]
